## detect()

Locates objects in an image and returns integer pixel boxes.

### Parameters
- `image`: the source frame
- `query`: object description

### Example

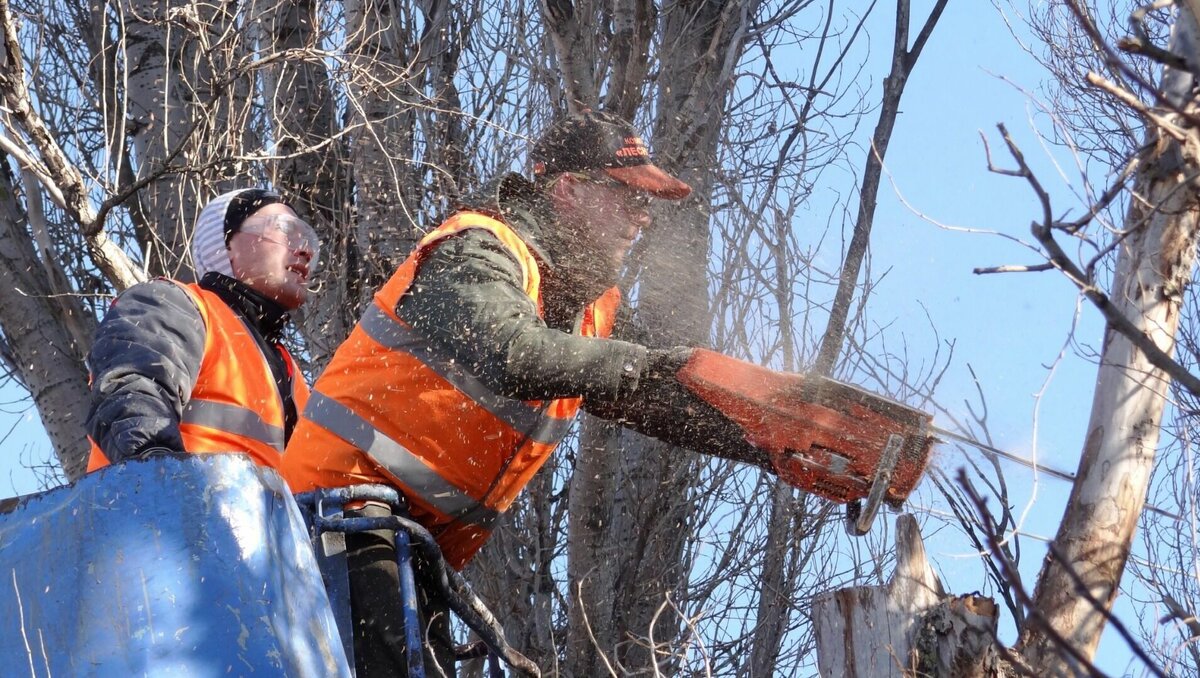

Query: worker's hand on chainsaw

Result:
[644,347,694,380]
[645,347,780,452]
[583,346,766,467]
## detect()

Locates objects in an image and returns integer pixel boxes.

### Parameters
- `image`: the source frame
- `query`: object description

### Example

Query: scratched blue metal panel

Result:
[295,498,356,671]
[0,454,351,678]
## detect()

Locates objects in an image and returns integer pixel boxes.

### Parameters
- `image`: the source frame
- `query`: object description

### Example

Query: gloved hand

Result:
[133,446,178,460]
[613,346,693,402]
[644,346,695,380]
[586,345,765,467]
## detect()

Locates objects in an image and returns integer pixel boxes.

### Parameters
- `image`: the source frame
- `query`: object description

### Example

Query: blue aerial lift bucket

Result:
[0,453,351,677]
[0,453,537,677]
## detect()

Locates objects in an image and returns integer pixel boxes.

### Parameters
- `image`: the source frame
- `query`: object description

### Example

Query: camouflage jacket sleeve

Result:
[395,229,648,403]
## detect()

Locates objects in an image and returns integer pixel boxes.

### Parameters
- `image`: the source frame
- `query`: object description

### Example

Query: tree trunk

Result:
[746,190,808,676]
[344,0,422,299]
[746,483,799,674]
[1016,8,1200,669]
[813,515,1004,677]
[564,418,624,676]
[0,159,92,480]
[120,0,204,278]
[604,2,759,670]
[256,0,353,366]
[538,0,600,111]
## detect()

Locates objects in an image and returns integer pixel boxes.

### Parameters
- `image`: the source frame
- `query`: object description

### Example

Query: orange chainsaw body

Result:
[677,349,935,510]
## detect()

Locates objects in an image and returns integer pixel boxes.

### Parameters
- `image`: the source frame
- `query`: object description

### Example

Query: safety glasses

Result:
[563,171,653,212]
[238,214,321,269]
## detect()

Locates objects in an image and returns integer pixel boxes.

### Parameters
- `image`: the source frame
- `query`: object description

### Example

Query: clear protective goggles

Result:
[564,171,653,212]
[238,213,321,267]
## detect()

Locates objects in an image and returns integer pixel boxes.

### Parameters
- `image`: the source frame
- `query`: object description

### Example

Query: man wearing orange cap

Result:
[282,111,742,677]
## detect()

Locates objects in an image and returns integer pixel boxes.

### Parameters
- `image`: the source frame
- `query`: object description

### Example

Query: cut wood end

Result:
[889,514,946,599]
[957,595,997,618]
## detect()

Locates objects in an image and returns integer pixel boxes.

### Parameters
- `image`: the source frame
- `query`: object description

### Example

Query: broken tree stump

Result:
[813,514,1004,677]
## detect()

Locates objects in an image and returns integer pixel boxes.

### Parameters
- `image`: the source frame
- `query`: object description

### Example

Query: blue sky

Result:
[853,1,1150,673]
[0,1,1171,674]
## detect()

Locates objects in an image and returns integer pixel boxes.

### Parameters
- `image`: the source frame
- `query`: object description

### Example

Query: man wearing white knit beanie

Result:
[85,187,319,472]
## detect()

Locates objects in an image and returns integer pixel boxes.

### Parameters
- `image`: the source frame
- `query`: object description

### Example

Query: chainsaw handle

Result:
[844,434,904,535]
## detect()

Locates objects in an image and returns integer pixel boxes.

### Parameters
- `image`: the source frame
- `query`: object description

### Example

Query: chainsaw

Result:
[673,349,936,535]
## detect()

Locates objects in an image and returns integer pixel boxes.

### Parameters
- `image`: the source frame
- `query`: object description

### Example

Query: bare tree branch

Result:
[0,0,143,290]
[813,0,950,375]
[959,469,1113,678]
[992,122,1200,400]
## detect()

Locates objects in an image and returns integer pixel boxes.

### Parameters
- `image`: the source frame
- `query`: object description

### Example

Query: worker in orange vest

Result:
[282,111,758,678]
[86,188,318,472]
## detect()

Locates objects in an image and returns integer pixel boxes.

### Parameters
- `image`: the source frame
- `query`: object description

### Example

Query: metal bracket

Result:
[845,434,905,536]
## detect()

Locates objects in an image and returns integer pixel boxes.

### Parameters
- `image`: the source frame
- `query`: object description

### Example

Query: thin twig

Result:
[958,469,1113,678]
[1065,0,1200,128]
[1085,71,1188,141]
[974,263,1055,274]
[993,123,1200,399]
[1046,540,1170,678]
[1120,0,1193,73]
[1161,593,1200,669]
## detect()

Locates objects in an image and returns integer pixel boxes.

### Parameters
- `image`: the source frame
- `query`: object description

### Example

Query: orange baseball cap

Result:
[531,110,692,200]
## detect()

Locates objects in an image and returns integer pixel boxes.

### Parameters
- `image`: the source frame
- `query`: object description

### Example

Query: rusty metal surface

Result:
[0,453,350,677]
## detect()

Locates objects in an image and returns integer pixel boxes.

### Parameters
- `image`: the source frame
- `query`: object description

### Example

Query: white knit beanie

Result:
[192,189,245,278]
[192,188,286,278]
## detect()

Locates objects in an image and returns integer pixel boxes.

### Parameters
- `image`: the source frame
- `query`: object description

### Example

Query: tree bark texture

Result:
[538,0,600,112]
[564,418,624,675]
[344,0,423,297]
[121,0,233,279]
[0,160,92,480]
[255,0,352,367]
[813,515,1004,677]
[1017,8,1200,669]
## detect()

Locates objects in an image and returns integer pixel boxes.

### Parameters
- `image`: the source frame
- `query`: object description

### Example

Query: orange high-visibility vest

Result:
[87,281,310,472]
[282,211,619,568]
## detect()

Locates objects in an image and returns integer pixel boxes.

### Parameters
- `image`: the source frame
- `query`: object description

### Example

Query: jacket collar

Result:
[199,272,290,342]
[456,173,557,267]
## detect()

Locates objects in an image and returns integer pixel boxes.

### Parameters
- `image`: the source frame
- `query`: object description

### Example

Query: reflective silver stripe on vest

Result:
[181,399,285,452]
[303,391,499,529]
[358,305,575,446]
